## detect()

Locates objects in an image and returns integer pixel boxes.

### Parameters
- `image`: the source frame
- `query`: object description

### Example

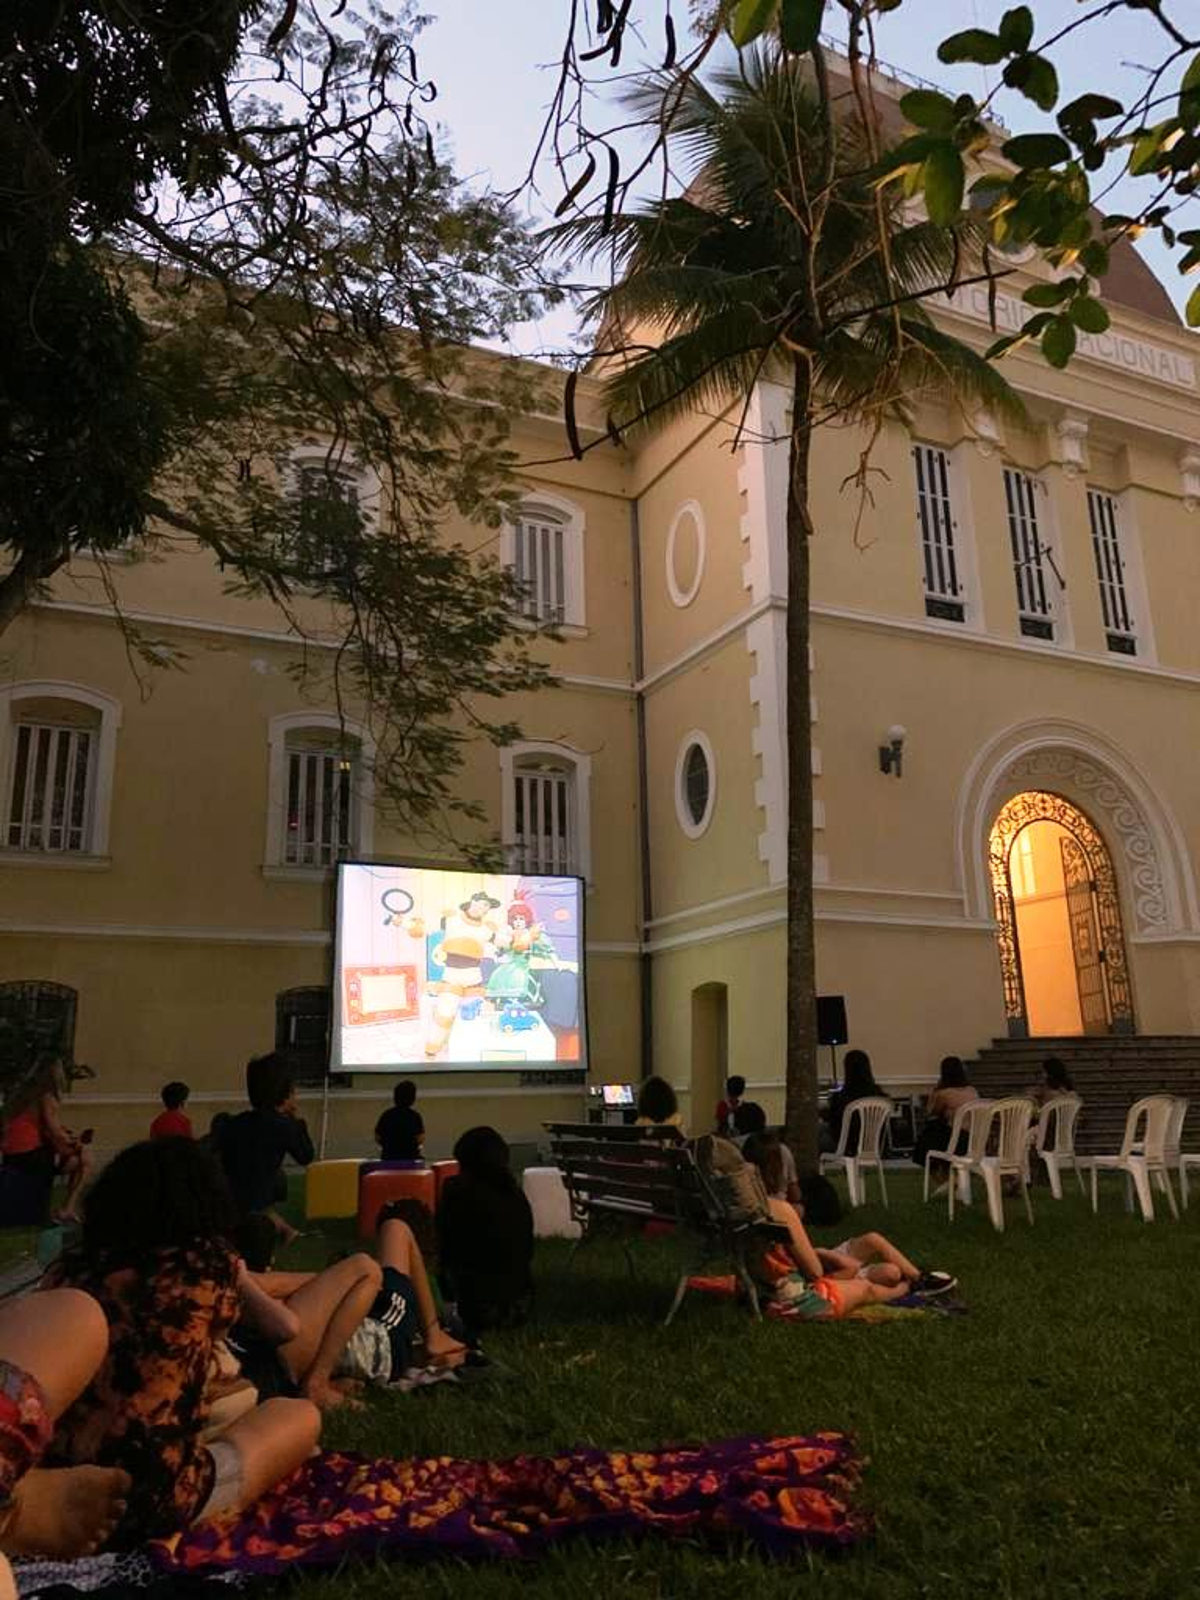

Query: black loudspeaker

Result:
[816,995,848,1048]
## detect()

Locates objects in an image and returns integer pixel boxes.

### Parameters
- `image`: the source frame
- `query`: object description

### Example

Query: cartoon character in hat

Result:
[406,891,504,1057]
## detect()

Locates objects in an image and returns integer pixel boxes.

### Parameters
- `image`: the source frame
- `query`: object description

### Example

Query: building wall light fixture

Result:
[879,725,906,778]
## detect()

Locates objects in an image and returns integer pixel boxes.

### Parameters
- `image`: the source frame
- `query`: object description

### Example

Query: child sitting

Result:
[437,1127,534,1343]
[150,1082,193,1140]
[212,1054,314,1248]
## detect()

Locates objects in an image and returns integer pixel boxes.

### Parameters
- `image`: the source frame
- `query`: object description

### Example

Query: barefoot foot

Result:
[424,1326,468,1368]
[4,1465,130,1558]
[303,1377,363,1412]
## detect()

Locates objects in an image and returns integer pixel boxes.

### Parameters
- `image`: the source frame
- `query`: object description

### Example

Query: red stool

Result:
[431,1160,459,1203]
[357,1166,436,1238]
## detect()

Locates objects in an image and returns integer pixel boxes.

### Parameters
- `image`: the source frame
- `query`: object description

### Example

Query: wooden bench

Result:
[544,1122,789,1325]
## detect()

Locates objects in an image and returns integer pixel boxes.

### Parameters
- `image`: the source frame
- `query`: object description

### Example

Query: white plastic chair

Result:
[1164,1097,1188,1177]
[1181,1153,1200,1209]
[1032,1096,1084,1200]
[820,1097,891,1208]
[923,1099,992,1207]
[948,1098,1035,1232]
[1080,1095,1178,1222]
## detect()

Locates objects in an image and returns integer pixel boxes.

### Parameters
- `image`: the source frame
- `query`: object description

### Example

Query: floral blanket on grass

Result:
[150,1437,868,1576]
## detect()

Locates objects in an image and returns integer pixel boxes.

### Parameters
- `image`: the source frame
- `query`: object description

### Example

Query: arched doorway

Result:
[691,983,728,1128]
[989,791,1134,1038]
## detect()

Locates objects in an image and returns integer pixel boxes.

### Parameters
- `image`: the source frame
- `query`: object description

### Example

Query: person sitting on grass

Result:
[41,1138,321,1546]
[0,1287,132,1597]
[232,1214,466,1403]
[213,1053,315,1248]
[151,1081,193,1140]
[0,1055,91,1224]
[375,1080,425,1163]
[715,1075,746,1135]
[635,1076,684,1130]
[437,1127,534,1344]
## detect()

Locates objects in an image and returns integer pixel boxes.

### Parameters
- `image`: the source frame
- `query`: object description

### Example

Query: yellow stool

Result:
[305,1159,363,1219]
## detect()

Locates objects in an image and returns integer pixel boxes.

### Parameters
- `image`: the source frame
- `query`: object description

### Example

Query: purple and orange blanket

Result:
[152,1434,866,1577]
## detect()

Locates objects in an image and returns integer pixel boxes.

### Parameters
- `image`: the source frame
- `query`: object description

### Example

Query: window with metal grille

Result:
[513,510,566,624]
[5,723,93,853]
[0,981,77,1079]
[284,739,358,867]
[683,742,710,828]
[511,764,574,874]
[294,465,360,574]
[1003,468,1055,640]
[275,987,332,1085]
[1087,489,1136,655]
[912,444,964,622]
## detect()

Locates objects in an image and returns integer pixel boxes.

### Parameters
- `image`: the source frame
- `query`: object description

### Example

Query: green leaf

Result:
[1023,281,1072,308]
[938,28,1005,66]
[1060,93,1124,124]
[1070,296,1110,333]
[778,0,825,52]
[1003,52,1059,113]
[1001,132,1071,168]
[1130,125,1173,176]
[1042,315,1077,368]
[998,6,1034,53]
[729,0,777,47]
[1187,282,1200,328]
[923,142,965,225]
[900,89,959,132]
[873,132,940,184]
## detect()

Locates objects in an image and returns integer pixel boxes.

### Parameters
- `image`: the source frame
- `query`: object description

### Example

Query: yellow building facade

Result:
[3,201,1199,1155]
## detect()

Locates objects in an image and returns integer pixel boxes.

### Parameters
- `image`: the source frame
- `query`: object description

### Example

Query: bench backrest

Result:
[544,1122,718,1230]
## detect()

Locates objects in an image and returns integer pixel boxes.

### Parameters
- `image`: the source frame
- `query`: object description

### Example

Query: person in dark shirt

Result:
[212,1054,314,1247]
[374,1081,424,1162]
[825,1049,885,1157]
[436,1126,533,1343]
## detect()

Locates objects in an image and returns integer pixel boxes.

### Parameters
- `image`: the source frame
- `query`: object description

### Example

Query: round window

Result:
[666,502,706,607]
[675,732,716,838]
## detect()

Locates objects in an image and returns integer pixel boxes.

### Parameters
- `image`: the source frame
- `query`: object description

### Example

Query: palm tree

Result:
[552,46,1020,1171]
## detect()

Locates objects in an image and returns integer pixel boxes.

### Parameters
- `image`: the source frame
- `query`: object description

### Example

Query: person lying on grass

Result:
[233,1210,467,1407]
[753,1199,953,1318]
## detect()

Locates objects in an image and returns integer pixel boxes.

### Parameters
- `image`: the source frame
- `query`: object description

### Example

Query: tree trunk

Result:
[0,553,63,637]
[783,354,819,1176]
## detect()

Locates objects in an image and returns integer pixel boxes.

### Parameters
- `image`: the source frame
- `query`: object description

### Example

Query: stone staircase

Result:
[965,1036,1200,1156]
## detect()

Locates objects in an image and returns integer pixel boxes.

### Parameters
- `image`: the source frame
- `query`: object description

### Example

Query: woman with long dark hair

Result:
[42,1139,320,1545]
[436,1126,534,1342]
[911,1056,979,1169]
[825,1050,885,1156]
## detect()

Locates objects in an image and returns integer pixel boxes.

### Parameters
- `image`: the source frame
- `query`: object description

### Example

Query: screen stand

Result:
[318,1072,333,1159]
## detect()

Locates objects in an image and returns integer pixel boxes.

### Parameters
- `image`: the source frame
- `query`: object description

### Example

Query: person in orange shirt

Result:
[150,1083,193,1141]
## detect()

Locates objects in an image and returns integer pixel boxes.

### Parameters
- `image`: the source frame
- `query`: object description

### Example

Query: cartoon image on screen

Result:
[333,864,584,1071]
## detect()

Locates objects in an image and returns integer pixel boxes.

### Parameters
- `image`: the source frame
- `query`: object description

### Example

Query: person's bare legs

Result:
[196,1398,321,1522]
[277,1255,383,1409]
[0,1290,129,1558]
[828,1276,910,1315]
[54,1149,90,1225]
[377,1219,466,1364]
[840,1230,920,1287]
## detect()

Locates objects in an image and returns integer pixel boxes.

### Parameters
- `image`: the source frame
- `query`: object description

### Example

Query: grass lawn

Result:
[261,1171,1200,1600]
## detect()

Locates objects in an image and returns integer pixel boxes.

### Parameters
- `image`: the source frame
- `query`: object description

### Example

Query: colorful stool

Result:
[357,1165,436,1238]
[431,1160,459,1202]
[304,1159,363,1220]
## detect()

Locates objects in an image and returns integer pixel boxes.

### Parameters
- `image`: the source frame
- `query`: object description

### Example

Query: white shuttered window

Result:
[511,764,574,874]
[5,724,93,853]
[514,510,567,624]
[1003,468,1055,639]
[284,741,357,867]
[1087,489,1136,654]
[912,444,964,621]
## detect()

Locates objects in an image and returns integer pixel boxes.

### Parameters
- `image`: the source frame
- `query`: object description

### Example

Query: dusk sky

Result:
[417,2,1196,355]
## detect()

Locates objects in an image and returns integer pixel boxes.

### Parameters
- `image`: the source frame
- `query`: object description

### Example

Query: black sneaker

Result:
[912,1270,957,1299]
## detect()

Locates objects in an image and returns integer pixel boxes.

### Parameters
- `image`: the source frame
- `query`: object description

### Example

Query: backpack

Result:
[798,1173,842,1228]
[692,1134,772,1225]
